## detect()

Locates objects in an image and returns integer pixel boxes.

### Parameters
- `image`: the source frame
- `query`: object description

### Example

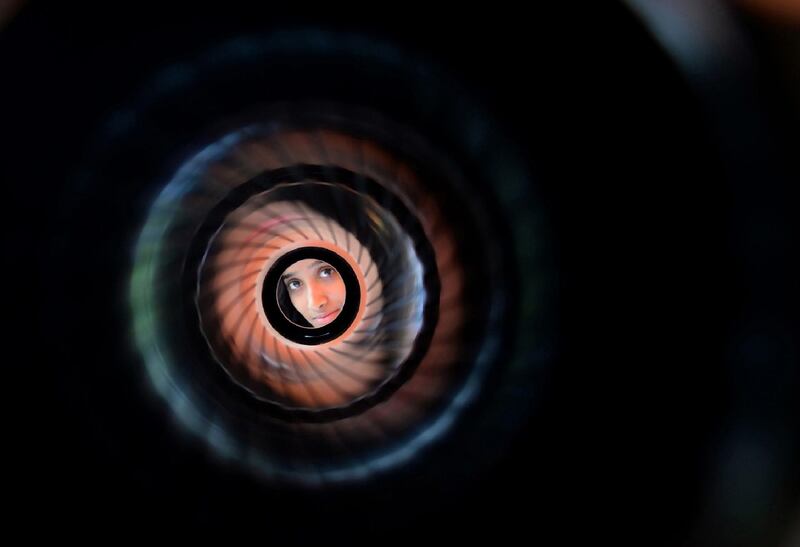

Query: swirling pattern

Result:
[130,115,504,481]
[198,184,421,411]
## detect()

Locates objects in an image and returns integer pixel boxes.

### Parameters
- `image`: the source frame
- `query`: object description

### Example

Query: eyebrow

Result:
[281,260,325,279]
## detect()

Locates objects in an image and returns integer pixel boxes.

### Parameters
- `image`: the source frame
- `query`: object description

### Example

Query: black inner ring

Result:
[262,247,361,345]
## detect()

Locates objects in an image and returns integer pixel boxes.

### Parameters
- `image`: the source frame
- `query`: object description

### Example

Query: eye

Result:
[286,279,302,291]
[319,267,335,278]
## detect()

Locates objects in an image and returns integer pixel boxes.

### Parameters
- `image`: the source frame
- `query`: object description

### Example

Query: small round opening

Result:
[262,247,360,345]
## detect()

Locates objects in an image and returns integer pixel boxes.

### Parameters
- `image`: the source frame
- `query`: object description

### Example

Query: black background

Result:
[4,2,798,544]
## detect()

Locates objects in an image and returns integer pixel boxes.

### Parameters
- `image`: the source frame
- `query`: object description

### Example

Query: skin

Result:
[281,259,346,327]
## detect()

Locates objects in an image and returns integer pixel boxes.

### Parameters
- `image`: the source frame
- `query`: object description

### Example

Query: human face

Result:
[281,259,346,327]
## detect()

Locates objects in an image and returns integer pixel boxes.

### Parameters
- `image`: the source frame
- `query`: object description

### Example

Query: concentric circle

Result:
[124,31,552,484]
[262,246,361,343]
[191,171,437,416]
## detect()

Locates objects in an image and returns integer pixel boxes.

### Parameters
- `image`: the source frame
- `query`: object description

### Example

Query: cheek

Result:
[333,280,346,302]
[289,291,306,311]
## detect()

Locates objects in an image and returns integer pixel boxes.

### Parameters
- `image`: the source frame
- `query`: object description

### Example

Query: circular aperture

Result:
[263,247,361,344]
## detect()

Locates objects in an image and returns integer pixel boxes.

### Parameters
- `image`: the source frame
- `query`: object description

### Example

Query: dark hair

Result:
[276,280,314,328]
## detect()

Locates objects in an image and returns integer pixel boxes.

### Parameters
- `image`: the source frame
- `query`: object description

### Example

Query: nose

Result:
[306,281,328,311]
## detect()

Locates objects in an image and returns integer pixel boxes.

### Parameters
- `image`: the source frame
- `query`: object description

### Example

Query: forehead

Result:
[282,259,326,277]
